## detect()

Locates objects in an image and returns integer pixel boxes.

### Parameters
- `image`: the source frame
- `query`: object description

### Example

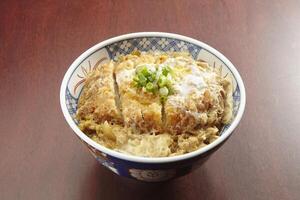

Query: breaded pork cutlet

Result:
[77,61,122,132]
[163,55,232,134]
[114,54,163,132]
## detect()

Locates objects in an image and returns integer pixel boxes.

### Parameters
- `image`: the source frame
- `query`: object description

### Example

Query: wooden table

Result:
[1,0,299,199]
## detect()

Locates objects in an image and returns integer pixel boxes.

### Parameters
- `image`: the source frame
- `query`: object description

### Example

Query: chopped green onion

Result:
[139,81,147,87]
[137,66,151,77]
[146,82,154,92]
[147,75,154,82]
[152,82,158,92]
[141,67,150,77]
[138,73,146,81]
[138,74,147,86]
[133,75,139,82]
[151,73,156,81]
[132,63,175,101]
[158,75,167,87]
[162,66,171,76]
[159,87,169,96]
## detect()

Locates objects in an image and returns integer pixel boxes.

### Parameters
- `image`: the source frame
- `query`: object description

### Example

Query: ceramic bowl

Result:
[60,32,246,182]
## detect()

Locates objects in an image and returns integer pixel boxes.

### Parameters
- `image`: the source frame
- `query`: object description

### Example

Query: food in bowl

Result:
[76,51,233,157]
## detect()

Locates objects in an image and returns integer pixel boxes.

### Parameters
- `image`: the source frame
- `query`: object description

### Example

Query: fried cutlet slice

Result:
[76,61,122,125]
[164,57,228,134]
[114,54,163,132]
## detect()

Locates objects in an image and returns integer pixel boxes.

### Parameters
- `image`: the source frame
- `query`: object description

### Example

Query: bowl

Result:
[60,32,246,182]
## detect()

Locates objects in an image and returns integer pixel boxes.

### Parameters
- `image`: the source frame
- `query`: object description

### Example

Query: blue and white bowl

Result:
[60,32,246,182]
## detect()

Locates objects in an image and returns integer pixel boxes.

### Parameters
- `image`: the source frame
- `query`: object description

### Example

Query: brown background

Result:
[1,0,300,199]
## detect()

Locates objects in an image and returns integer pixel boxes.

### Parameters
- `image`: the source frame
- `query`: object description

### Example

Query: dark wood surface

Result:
[1,0,300,199]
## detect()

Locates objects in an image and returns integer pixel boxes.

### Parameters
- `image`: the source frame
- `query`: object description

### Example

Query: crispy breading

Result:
[115,55,163,132]
[164,57,227,134]
[77,61,122,125]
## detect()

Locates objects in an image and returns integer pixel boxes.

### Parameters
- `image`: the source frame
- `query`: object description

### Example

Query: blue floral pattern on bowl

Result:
[107,37,201,59]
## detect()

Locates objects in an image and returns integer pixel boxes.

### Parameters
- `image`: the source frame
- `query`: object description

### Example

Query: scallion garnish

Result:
[132,64,174,102]
[159,87,169,96]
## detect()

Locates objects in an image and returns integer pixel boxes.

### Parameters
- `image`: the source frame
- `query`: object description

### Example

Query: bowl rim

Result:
[60,32,246,163]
